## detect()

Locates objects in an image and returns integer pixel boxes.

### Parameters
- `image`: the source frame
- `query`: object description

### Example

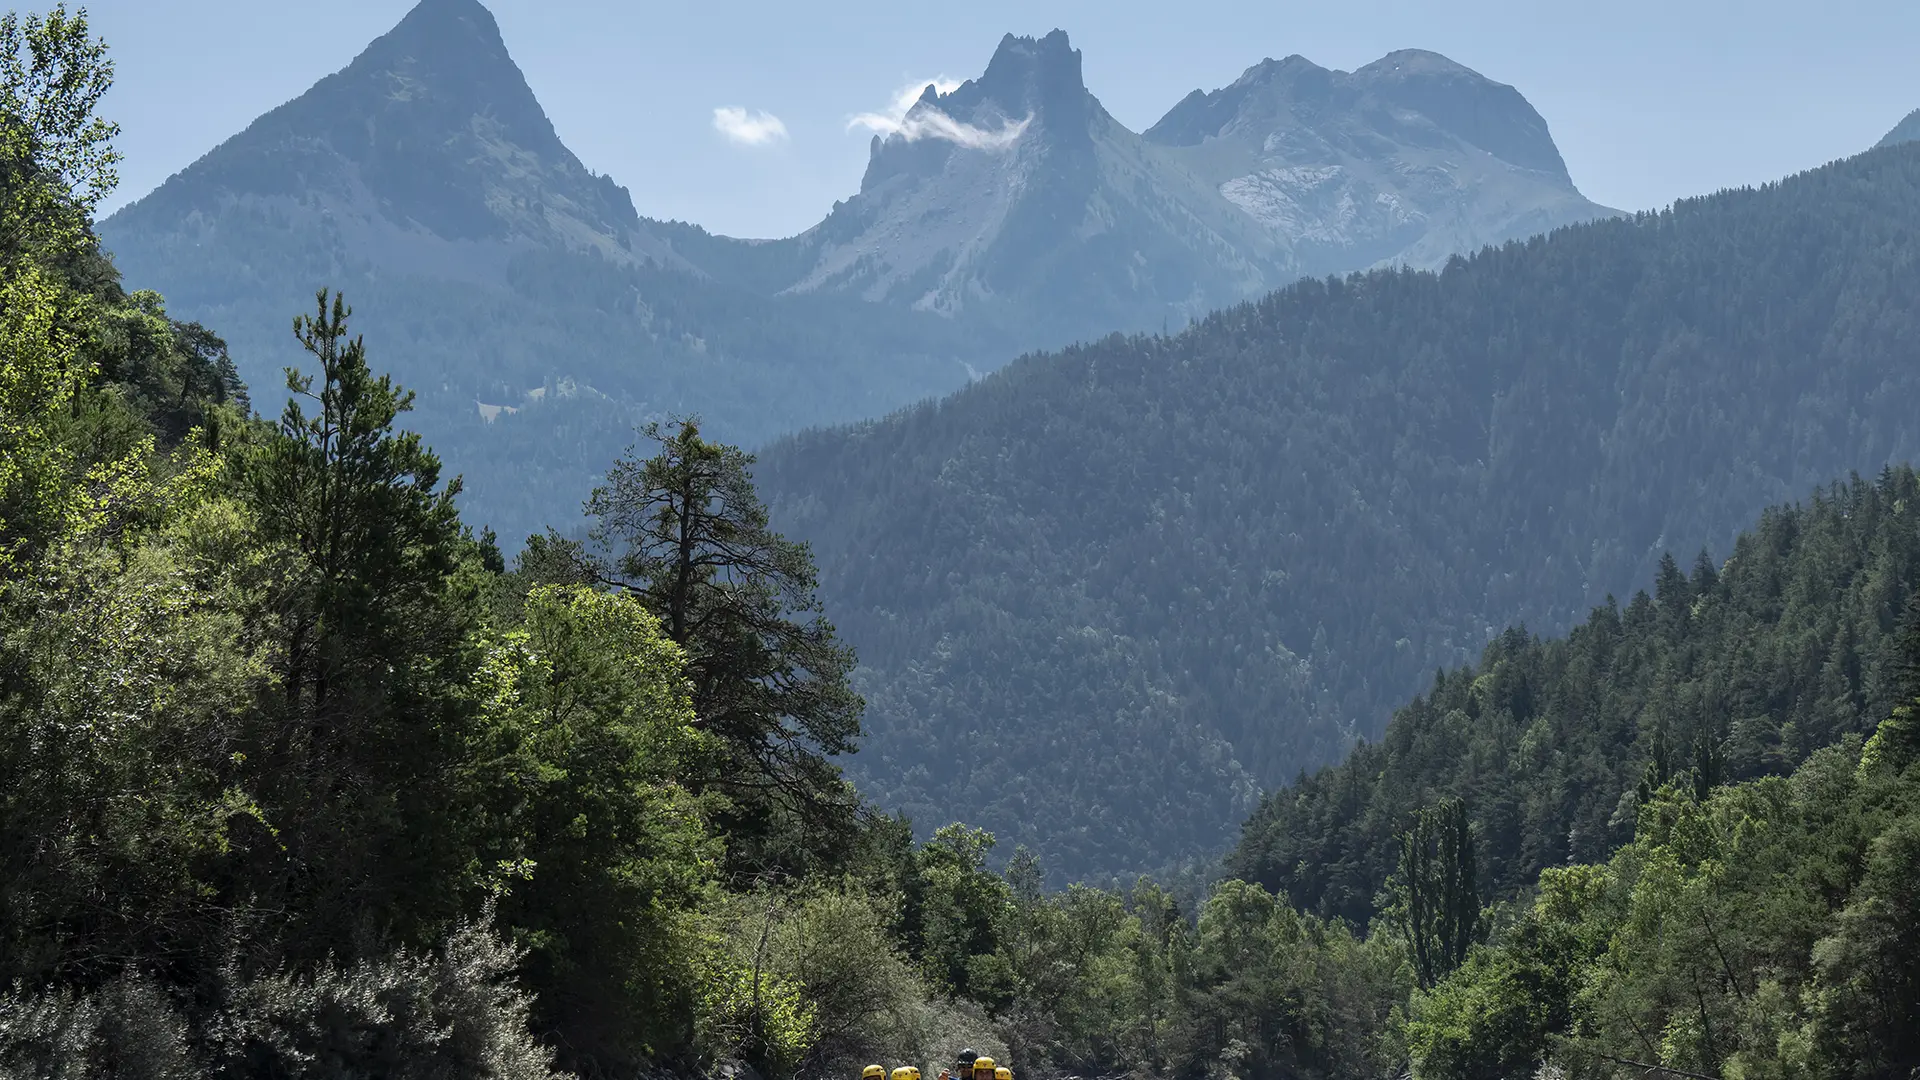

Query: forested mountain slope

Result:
[1231,469,1920,924]
[758,140,1920,882]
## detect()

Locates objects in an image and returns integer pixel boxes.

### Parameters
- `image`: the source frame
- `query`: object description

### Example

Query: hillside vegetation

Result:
[10,7,1920,1079]
[1232,467,1920,920]
[759,139,1920,880]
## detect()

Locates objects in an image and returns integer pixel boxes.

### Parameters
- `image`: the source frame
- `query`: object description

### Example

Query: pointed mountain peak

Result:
[324,0,563,165]
[382,0,505,47]
[967,29,1089,119]
[109,0,640,248]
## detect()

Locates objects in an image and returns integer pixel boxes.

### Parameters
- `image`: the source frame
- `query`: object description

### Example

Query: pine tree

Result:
[243,289,476,955]
[252,289,465,715]
[583,418,863,877]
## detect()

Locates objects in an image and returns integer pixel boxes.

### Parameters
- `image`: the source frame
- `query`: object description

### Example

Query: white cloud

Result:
[712,106,789,147]
[848,77,1030,151]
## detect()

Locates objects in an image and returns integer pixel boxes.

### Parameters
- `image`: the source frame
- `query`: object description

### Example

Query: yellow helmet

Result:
[996,1070,1011,1080]
[864,1067,885,1080]
[891,1070,913,1080]
[972,1058,996,1073]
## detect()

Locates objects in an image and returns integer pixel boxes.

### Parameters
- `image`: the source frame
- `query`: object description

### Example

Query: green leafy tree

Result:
[1390,798,1482,990]
[913,824,1010,1004]
[468,583,717,1070]
[1407,864,1616,1080]
[0,3,117,263]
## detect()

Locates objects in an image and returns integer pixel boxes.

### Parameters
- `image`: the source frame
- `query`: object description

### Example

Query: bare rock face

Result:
[1144,49,1614,276]
[780,30,1284,344]
[779,32,1611,347]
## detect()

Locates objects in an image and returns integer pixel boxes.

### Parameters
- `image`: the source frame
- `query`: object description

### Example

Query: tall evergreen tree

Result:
[241,289,478,954]
[582,418,863,877]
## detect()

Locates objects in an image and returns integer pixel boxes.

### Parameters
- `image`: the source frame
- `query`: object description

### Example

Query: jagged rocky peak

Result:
[969,29,1090,120]
[898,29,1091,141]
[859,28,1096,196]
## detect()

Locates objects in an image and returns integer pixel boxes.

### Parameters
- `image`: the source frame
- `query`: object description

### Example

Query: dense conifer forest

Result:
[759,136,1920,882]
[1232,470,1920,923]
[3,6,1919,1079]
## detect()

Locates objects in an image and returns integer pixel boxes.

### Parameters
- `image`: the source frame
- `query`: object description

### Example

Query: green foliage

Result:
[1405,864,1614,1080]
[1409,738,1920,1080]
[0,260,89,564]
[1235,469,1920,925]
[0,917,566,1080]
[250,288,467,714]
[469,583,717,1068]
[92,290,245,443]
[210,914,567,1080]
[695,891,822,1080]
[718,883,932,1079]
[1387,798,1482,991]
[0,3,117,261]
[914,825,1013,1004]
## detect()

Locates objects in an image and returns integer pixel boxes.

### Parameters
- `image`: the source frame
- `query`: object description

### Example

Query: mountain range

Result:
[753,139,1920,880]
[100,0,1611,545]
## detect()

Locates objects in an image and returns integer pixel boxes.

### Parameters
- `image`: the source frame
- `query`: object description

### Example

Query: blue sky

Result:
[84,0,1920,239]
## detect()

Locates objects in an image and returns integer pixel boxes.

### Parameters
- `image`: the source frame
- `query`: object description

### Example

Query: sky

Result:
[81,0,1920,240]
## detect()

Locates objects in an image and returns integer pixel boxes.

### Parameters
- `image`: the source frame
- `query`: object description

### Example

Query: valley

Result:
[4,0,1919,1077]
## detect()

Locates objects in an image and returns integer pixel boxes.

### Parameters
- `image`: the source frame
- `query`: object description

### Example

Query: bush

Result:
[0,974,196,1080]
[0,917,565,1080]
[209,915,565,1079]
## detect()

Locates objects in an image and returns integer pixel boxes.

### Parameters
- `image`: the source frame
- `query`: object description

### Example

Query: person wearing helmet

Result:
[864,1066,885,1080]
[972,1054,997,1080]
[996,1068,1012,1080]
[940,1048,978,1080]
[891,1069,914,1080]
